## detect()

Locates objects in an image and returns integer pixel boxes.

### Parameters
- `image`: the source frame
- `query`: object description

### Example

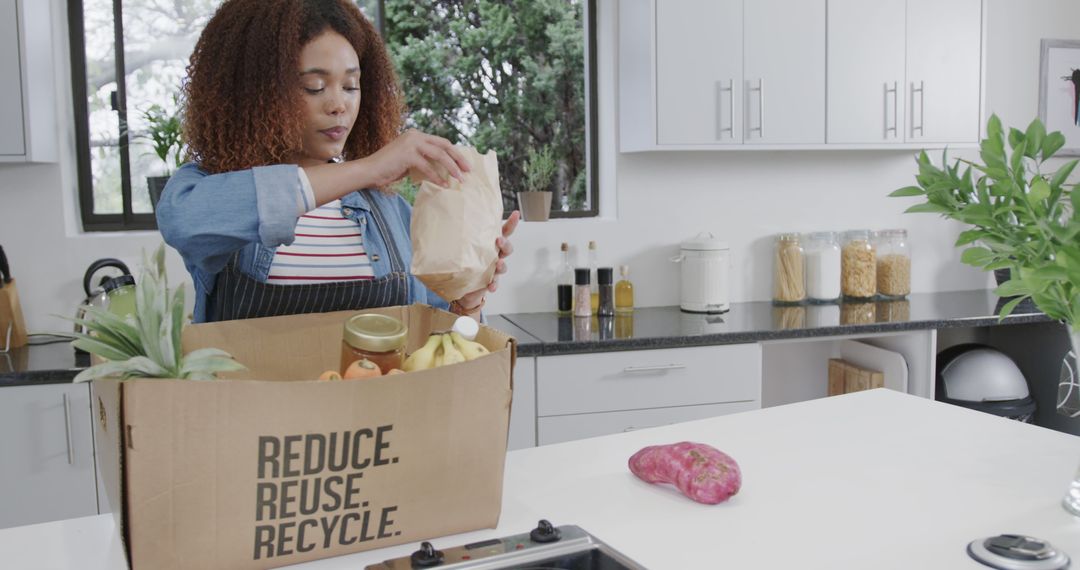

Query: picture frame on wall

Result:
[1039,39,1080,156]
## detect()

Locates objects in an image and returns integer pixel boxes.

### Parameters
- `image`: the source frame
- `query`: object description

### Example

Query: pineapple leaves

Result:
[180,348,247,380]
[71,243,246,382]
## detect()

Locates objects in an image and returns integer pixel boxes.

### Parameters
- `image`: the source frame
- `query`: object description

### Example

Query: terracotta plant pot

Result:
[517,191,552,222]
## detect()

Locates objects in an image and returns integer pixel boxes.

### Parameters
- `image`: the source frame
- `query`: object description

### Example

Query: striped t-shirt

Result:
[268,198,376,285]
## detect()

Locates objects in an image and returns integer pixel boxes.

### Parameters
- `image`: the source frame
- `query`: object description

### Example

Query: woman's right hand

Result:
[358,129,471,188]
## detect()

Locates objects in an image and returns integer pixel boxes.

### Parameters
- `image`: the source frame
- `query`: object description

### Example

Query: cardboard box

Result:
[92,305,515,569]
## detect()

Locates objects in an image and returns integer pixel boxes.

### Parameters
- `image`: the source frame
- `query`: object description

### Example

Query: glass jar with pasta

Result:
[840,230,876,300]
[874,228,911,299]
[773,233,806,305]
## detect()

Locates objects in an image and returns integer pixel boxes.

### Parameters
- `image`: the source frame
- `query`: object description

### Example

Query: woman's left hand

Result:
[454,210,521,315]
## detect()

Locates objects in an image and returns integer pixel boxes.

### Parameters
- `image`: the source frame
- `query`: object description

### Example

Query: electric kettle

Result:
[671,233,730,313]
[73,258,132,335]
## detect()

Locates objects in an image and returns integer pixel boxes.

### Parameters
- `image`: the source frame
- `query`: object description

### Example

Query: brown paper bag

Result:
[0,278,29,349]
[410,147,504,302]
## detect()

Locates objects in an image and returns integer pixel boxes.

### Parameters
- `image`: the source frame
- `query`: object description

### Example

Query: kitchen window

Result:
[69,0,597,231]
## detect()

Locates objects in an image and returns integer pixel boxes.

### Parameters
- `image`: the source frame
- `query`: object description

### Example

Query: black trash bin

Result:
[936,344,1037,423]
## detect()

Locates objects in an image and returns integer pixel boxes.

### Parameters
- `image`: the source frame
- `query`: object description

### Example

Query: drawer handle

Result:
[63,393,74,465]
[622,364,686,373]
[623,422,672,433]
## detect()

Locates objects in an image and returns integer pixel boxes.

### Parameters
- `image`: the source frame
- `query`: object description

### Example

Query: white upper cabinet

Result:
[656,0,743,145]
[905,0,982,144]
[827,0,983,145]
[620,0,983,151]
[826,0,907,144]
[0,0,58,163]
[0,0,24,156]
[743,0,826,144]
[624,0,825,149]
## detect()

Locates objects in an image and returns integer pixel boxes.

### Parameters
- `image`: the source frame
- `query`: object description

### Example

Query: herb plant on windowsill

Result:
[516,145,557,222]
[137,98,184,211]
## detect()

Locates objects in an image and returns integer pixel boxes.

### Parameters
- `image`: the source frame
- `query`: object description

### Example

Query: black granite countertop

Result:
[0,290,1053,384]
[498,289,1053,357]
[0,338,87,387]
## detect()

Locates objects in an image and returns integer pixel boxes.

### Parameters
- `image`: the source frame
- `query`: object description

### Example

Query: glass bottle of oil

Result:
[556,242,573,315]
[615,264,634,313]
[587,240,599,314]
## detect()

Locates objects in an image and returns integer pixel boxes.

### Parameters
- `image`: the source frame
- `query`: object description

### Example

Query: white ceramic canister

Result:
[671,232,730,313]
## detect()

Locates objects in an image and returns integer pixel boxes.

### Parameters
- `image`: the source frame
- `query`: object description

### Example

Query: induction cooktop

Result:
[365,520,647,570]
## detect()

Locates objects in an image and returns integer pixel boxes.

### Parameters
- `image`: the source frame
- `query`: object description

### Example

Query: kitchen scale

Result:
[365,520,648,569]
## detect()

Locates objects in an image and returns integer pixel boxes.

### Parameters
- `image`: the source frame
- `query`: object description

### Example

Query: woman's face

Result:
[295,30,361,167]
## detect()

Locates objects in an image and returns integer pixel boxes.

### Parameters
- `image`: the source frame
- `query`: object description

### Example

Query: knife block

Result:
[0,278,29,349]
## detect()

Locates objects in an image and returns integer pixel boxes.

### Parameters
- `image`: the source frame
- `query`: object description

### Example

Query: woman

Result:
[157,0,518,323]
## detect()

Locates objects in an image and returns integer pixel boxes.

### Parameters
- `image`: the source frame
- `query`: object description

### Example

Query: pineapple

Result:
[71,244,245,382]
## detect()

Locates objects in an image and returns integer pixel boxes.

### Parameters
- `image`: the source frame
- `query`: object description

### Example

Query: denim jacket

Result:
[156,162,449,322]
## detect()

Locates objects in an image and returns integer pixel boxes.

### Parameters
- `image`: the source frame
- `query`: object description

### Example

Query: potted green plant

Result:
[891,114,1080,514]
[138,99,184,211]
[890,115,1078,327]
[517,145,557,222]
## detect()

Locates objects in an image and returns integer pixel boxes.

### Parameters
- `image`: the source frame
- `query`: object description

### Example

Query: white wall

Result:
[1,0,1077,335]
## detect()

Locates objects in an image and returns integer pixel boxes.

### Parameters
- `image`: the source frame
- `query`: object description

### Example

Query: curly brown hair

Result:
[183,0,404,174]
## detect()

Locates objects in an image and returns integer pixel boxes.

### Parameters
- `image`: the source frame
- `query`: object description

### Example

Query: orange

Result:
[343,358,383,380]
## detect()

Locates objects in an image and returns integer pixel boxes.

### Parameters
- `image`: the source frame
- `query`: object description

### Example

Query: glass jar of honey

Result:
[340,313,408,375]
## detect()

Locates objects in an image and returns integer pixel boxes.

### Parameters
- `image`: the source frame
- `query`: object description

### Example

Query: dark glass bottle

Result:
[556,242,573,315]
[597,267,615,317]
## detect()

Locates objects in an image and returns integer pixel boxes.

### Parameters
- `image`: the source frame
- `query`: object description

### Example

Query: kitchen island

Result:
[3,389,1077,569]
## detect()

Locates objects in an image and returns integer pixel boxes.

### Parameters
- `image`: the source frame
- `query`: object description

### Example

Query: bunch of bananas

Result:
[402,332,490,372]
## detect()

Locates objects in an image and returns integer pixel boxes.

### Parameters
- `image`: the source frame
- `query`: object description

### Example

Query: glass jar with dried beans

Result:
[874,229,911,299]
[773,233,806,304]
[841,230,876,300]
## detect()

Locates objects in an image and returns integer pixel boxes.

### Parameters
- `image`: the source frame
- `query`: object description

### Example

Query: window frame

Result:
[69,0,157,232]
[68,0,599,231]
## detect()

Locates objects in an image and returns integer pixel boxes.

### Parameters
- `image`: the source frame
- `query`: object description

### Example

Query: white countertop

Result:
[4,389,1079,569]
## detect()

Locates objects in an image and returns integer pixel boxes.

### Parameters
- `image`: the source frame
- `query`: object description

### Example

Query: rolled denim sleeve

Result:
[156,163,304,276]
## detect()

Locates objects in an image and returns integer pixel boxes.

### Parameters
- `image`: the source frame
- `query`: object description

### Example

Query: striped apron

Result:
[208,190,411,322]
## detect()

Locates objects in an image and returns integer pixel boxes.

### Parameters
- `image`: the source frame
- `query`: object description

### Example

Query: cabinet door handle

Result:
[911,80,925,137]
[884,81,899,139]
[716,79,734,139]
[62,393,74,465]
[748,78,765,138]
[622,363,686,373]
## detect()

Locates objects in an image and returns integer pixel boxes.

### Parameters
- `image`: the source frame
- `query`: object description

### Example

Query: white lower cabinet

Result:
[535,344,762,445]
[507,357,536,450]
[538,401,759,446]
[0,383,98,529]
